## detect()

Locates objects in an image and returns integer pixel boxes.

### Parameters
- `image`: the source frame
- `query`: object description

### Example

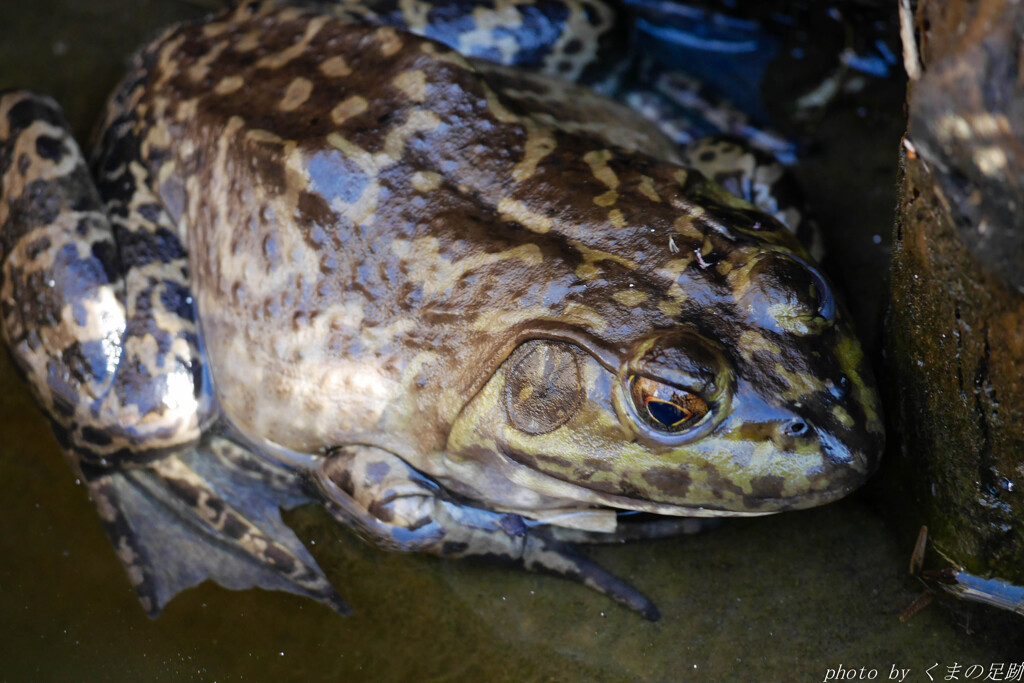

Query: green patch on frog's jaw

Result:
[445,339,880,517]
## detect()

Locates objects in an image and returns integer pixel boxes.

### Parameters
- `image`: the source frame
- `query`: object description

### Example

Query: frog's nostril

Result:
[783,419,811,437]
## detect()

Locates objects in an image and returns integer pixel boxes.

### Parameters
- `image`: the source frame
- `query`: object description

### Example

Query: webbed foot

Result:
[83,436,348,616]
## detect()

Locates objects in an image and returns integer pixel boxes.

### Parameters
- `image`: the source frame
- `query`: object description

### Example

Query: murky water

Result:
[1,1,1021,680]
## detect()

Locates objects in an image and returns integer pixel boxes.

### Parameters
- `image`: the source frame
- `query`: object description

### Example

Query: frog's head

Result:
[444,181,883,517]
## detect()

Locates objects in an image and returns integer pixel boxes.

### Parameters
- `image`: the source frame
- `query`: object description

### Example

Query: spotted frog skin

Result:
[0,0,883,619]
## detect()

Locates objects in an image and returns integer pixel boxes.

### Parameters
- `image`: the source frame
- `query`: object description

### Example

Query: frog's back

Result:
[120,3,822,460]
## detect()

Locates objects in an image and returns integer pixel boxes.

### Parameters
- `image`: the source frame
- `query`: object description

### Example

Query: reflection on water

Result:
[0,1,1021,679]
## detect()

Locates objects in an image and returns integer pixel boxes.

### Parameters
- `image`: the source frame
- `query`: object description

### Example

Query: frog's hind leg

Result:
[0,89,204,461]
[316,445,661,620]
[0,92,345,616]
[84,435,349,616]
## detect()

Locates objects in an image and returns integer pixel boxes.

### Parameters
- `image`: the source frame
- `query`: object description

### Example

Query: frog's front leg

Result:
[315,445,661,620]
[0,92,344,615]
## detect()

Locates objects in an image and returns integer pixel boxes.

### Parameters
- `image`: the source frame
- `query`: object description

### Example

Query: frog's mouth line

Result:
[494,440,871,518]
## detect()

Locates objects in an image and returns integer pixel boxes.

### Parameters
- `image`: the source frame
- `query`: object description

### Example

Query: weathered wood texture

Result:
[885,0,1024,583]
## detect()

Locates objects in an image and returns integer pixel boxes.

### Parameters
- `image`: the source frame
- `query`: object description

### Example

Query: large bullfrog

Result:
[0,0,883,619]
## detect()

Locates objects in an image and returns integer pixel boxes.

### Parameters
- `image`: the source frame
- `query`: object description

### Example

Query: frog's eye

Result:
[629,375,709,433]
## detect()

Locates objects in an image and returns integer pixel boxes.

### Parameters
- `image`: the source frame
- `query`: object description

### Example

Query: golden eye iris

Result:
[629,375,709,433]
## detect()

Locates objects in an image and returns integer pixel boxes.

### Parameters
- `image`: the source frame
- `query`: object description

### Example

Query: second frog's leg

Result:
[316,445,661,620]
[0,92,345,615]
[681,136,825,260]
[616,70,824,257]
[309,0,625,86]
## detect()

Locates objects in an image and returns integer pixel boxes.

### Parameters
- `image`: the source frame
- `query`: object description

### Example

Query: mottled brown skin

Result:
[0,0,883,619]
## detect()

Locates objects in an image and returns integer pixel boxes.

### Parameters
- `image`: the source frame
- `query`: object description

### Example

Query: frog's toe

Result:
[82,437,349,616]
[521,535,661,621]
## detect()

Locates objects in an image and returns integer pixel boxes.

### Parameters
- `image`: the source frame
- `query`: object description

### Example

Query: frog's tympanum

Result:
[0,0,883,619]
